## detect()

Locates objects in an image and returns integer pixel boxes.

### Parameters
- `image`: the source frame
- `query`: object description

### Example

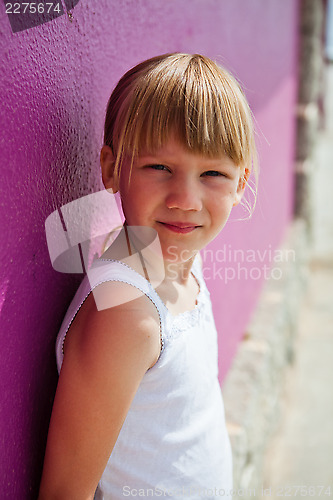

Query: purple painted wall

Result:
[0,0,299,497]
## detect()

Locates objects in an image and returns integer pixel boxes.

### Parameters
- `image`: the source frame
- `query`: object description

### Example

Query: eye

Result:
[147,164,169,172]
[202,170,226,177]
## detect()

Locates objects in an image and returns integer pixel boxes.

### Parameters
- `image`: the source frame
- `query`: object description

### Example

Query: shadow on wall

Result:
[0,24,101,498]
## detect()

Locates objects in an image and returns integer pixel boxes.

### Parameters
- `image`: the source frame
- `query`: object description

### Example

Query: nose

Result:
[165,177,202,212]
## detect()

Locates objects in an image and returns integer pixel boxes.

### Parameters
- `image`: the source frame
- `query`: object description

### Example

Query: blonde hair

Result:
[103,53,258,215]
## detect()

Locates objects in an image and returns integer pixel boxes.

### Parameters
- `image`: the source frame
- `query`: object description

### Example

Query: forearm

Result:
[38,480,95,500]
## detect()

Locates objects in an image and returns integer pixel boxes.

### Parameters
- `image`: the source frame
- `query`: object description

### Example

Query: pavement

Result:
[260,66,333,499]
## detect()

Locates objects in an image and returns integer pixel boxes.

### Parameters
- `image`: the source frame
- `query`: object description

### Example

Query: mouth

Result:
[157,221,201,234]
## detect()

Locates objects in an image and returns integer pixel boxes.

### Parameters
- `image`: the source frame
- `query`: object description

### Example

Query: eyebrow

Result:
[139,150,232,162]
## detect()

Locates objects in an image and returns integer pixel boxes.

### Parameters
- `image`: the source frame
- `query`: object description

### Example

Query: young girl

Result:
[39,53,257,500]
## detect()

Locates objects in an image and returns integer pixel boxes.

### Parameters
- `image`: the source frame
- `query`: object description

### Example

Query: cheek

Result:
[210,188,235,209]
[120,187,152,222]
[209,198,234,228]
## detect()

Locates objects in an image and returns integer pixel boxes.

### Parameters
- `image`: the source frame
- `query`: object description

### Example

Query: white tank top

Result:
[56,256,233,499]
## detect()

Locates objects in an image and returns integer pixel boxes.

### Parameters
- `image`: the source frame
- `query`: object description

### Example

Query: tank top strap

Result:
[91,258,167,320]
[190,252,210,298]
[55,259,167,373]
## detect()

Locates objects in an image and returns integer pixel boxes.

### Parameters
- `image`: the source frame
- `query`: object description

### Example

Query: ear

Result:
[233,167,251,207]
[100,145,119,193]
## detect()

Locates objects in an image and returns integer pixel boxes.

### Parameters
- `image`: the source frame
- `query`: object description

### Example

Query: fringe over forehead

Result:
[103,53,257,182]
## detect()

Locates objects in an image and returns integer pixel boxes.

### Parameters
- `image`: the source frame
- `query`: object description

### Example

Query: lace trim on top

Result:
[163,278,210,339]
[59,257,210,362]
[99,257,210,340]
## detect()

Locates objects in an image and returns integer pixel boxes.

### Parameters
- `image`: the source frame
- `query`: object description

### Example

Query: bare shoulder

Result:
[64,280,162,373]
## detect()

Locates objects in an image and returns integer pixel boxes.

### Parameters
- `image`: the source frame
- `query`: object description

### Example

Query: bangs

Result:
[104,53,257,188]
[137,57,253,165]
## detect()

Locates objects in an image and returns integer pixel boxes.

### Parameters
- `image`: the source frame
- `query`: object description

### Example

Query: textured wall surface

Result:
[0,0,299,497]
[223,220,308,497]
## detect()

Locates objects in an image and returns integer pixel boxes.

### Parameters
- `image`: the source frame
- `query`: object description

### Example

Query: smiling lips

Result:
[158,221,200,234]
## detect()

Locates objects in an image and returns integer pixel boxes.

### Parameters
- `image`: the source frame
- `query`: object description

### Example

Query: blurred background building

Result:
[0,0,331,498]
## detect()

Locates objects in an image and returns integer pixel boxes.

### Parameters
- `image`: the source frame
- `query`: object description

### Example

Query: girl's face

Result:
[116,136,246,263]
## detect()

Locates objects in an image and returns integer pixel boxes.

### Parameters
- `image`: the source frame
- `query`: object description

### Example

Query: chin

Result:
[163,245,197,264]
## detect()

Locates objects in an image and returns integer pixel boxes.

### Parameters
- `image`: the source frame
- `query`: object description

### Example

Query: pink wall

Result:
[0,0,299,497]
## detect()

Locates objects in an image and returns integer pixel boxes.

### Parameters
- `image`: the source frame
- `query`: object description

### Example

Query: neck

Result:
[100,225,196,286]
[163,256,196,284]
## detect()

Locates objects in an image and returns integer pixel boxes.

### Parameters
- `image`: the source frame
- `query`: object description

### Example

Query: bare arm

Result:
[38,282,161,500]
